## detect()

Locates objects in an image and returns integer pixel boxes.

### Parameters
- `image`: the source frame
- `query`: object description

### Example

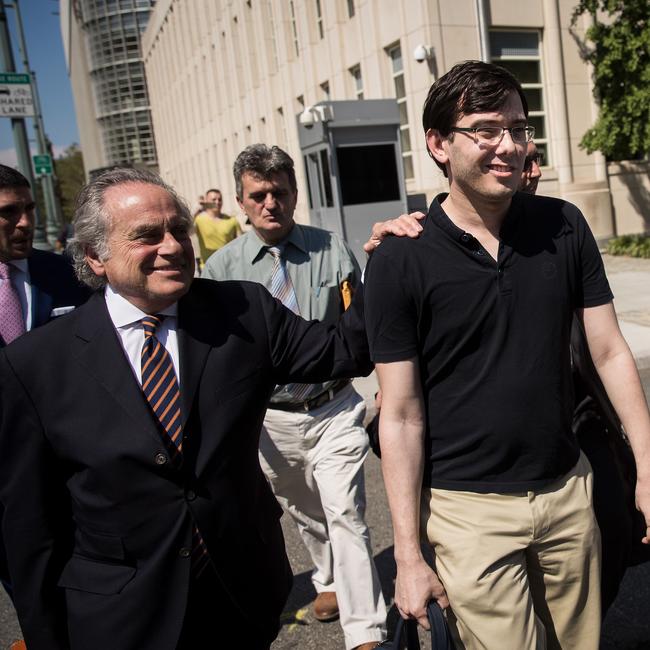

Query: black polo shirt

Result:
[365,192,613,493]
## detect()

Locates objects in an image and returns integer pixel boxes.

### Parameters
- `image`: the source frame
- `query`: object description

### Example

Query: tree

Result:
[571,0,650,160]
[54,144,86,223]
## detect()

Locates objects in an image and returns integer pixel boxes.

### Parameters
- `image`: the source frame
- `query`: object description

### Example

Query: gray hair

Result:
[233,144,297,198]
[67,167,192,290]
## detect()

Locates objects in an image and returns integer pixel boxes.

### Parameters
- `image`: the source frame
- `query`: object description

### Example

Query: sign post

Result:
[0,71,34,117]
[32,153,52,176]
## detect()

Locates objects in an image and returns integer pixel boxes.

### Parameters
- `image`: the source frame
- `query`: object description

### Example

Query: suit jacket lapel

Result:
[72,293,162,443]
[177,289,211,429]
[30,282,52,329]
[27,256,53,329]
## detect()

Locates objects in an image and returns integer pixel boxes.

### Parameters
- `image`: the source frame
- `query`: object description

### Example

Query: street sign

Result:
[32,153,53,176]
[0,72,34,118]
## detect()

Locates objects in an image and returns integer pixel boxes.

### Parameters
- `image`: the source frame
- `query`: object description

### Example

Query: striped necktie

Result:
[268,245,300,315]
[267,245,317,402]
[0,262,25,345]
[140,315,210,577]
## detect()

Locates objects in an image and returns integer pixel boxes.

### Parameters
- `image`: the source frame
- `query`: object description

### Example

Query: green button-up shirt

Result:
[202,223,361,403]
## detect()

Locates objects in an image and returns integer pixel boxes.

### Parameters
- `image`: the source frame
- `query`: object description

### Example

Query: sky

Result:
[0,0,79,167]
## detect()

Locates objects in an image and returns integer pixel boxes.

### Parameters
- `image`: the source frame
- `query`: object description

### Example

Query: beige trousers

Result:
[421,452,601,650]
[259,385,386,649]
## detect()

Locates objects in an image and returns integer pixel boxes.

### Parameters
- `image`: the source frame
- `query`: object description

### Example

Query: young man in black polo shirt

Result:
[365,61,650,649]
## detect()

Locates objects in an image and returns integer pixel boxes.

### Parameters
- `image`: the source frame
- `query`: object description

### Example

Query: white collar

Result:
[104,283,178,329]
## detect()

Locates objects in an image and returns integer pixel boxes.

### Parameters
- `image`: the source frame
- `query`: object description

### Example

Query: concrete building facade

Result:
[134,0,647,238]
[60,0,158,177]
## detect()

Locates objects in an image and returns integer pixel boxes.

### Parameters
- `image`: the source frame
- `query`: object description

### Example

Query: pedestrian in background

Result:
[204,144,386,650]
[0,163,89,601]
[194,187,241,268]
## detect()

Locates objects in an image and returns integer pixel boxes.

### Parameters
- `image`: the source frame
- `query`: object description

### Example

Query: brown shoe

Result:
[353,644,380,650]
[10,642,27,650]
[313,591,339,621]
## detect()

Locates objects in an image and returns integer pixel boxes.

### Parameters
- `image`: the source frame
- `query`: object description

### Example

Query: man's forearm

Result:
[583,303,650,541]
[375,360,450,616]
[593,346,650,475]
[380,413,426,562]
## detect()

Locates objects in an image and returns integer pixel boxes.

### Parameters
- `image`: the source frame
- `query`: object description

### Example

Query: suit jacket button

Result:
[185,489,196,501]
[179,547,191,558]
[154,452,168,465]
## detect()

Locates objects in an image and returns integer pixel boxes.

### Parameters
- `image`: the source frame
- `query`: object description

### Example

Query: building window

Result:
[315,0,324,39]
[347,0,355,18]
[350,64,363,99]
[490,30,550,165]
[388,44,413,180]
[289,0,300,57]
[320,81,330,101]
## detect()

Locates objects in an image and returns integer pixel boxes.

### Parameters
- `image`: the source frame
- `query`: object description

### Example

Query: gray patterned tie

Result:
[267,245,314,402]
[268,245,300,315]
[0,262,25,344]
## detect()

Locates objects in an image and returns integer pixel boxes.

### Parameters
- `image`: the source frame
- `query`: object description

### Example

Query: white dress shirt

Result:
[104,284,180,386]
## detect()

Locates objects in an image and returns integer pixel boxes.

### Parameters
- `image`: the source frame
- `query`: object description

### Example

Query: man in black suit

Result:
[0,164,89,600]
[0,167,373,650]
[0,164,89,343]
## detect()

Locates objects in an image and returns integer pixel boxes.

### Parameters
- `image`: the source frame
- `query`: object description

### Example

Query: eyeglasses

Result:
[450,125,535,146]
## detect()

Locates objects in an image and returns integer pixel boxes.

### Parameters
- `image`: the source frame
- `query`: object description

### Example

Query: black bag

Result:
[570,318,648,611]
[378,601,453,649]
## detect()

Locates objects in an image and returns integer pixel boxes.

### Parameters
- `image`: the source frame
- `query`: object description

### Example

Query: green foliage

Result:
[54,144,85,223]
[571,0,650,160]
[606,234,650,258]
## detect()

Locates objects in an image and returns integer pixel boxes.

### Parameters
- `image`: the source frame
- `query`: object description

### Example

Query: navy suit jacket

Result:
[0,278,370,650]
[0,249,89,597]
[27,249,91,330]
[0,249,90,346]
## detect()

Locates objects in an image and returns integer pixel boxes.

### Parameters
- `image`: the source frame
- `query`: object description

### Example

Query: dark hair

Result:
[205,188,221,196]
[233,144,297,198]
[0,164,30,190]
[423,61,528,176]
[68,167,192,290]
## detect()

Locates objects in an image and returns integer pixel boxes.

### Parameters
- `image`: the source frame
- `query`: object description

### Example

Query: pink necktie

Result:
[0,262,25,345]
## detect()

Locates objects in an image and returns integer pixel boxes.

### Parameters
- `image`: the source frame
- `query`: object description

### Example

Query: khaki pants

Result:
[421,452,601,650]
[260,385,386,649]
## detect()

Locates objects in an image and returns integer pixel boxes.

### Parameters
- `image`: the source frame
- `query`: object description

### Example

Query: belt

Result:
[269,379,351,412]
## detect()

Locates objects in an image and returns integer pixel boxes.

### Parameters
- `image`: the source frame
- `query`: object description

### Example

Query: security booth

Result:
[297,100,407,265]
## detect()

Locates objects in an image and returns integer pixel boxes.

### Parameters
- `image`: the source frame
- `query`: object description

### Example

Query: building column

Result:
[542,0,572,186]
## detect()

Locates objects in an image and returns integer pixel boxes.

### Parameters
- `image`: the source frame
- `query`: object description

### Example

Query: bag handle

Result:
[426,600,452,648]
[379,601,452,649]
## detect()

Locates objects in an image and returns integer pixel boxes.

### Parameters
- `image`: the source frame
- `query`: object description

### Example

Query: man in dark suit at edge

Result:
[0,164,89,343]
[0,167,379,649]
[0,164,89,600]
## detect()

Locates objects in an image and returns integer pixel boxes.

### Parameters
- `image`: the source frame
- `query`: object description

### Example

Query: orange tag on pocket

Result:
[340,279,354,311]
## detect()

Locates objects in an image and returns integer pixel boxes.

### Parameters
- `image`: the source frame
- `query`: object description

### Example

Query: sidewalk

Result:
[354,254,650,407]
[604,254,650,371]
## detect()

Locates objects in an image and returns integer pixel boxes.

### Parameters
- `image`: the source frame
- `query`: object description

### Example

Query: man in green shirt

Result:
[203,144,385,650]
